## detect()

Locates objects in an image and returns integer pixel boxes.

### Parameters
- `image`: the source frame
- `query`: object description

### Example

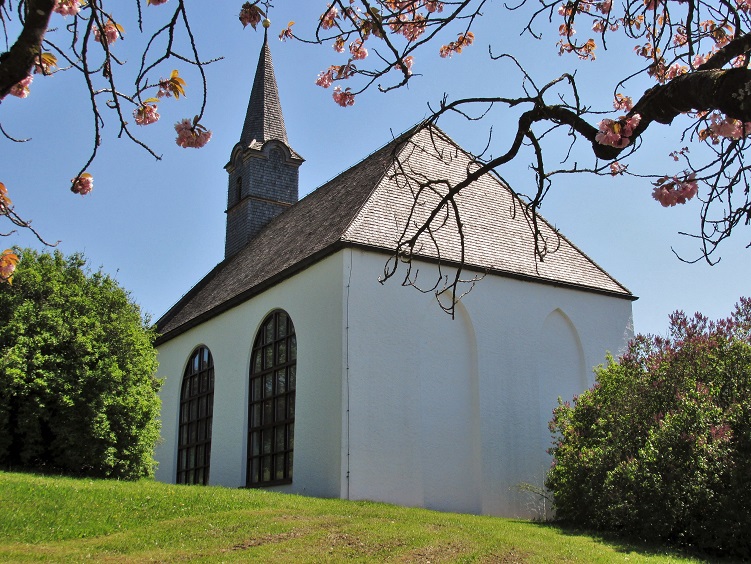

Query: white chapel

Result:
[153,34,635,518]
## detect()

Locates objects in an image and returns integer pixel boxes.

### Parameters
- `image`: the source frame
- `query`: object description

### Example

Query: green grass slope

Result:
[0,471,707,562]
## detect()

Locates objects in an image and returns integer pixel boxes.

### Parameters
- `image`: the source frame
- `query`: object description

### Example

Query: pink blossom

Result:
[0,260,15,281]
[400,15,426,41]
[440,31,475,58]
[595,114,641,148]
[279,22,295,41]
[669,147,688,161]
[175,118,212,148]
[613,93,633,111]
[349,40,368,60]
[332,86,355,107]
[71,173,94,196]
[622,114,641,135]
[390,13,408,33]
[315,69,334,88]
[592,19,607,33]
[705,112,751,143]
[693,53,709,67]
[8,75,32,99]
[560,23,575,36]
[425,1,444,12]
[133,103,160,126]
[0,250,18,282]
[596,0,612,14]
[95,20,121,45]
[321,5,338,30]
[53,0,81,16]
[665,63,687,80]
[157,81,171,98]
[333,37,346,53]
[673,28,687,46]
[652,172,698,207]
[147,0,169,4]
[738,0,751,11]
[609,161,627,175]
[397,55,415,76]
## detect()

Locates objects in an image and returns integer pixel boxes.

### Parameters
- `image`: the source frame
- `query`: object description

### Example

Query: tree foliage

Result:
[546,299,751,558]
[0,248,161,479]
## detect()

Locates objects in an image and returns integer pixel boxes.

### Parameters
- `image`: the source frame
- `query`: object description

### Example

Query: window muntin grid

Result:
[247,310,296,486]
[176,346,214,485]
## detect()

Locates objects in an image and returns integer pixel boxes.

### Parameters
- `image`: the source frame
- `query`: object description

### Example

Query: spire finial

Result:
[261,0,272,41]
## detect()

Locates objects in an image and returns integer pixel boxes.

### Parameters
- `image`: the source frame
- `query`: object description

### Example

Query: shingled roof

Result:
[156,124,633,343]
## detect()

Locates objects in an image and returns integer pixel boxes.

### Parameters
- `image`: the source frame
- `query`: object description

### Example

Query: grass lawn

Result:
[0,471,713,562]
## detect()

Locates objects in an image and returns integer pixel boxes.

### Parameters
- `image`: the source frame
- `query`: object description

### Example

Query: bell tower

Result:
[224,24,303,259]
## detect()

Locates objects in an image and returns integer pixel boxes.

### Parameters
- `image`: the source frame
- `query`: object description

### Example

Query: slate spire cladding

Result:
[240,31,288,146]
[224,30,303,259]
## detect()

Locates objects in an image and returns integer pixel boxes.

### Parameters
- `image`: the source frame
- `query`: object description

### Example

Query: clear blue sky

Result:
[2,2,749,338]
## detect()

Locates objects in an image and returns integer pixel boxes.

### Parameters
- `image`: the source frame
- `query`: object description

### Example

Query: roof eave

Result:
[155,240,636,346]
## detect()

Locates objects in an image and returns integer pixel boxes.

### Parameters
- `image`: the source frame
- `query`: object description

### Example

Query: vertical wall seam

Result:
[345,248,353,499]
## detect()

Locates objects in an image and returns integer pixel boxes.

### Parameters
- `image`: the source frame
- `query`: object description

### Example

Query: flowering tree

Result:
[0,0,213,281]
[546,299,751,557]
[2,0,751,289]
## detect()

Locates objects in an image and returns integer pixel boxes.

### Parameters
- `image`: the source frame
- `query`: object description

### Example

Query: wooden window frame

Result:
[176,346,214,485]
[247,310,296,487]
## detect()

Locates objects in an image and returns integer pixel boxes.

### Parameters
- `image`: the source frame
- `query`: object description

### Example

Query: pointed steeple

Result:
[224,27,303,260]
[240,31,288,147]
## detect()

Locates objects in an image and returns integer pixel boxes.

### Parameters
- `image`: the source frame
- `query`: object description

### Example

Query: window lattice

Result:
[247,310,296,486]
[177,346,214,485]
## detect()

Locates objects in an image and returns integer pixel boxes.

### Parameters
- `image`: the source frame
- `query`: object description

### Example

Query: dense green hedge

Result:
[546,299,751,559]
[0,249,160,479]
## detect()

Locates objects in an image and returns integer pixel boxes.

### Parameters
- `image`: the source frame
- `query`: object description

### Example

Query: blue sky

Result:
[2,2,749,337]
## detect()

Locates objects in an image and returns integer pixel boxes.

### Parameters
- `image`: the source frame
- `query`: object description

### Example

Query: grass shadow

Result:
[538,521,745,563]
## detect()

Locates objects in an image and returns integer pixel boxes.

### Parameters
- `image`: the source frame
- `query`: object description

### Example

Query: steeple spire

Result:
[224,27,303,260]
[240,31,288,147]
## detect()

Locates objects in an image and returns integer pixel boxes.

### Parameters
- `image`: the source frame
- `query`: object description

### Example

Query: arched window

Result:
[247,310,296,486]
[177,346,214,485]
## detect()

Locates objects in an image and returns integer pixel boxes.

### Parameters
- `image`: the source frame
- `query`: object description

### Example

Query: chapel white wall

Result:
[343,248,633,518]
[154,253,344,498]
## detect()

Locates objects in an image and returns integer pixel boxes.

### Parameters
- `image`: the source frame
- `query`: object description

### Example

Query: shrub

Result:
[0,249,161,479]
[546,299,751,558]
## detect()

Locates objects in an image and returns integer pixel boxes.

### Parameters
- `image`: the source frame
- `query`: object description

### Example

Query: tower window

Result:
[235,176,243,204]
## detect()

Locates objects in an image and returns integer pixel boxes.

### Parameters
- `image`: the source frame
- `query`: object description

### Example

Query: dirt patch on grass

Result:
[397,541,467,563]
[227,529,307,551]
[324,531,408,558]
[479,548,532,563]
[398,543,532,563]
